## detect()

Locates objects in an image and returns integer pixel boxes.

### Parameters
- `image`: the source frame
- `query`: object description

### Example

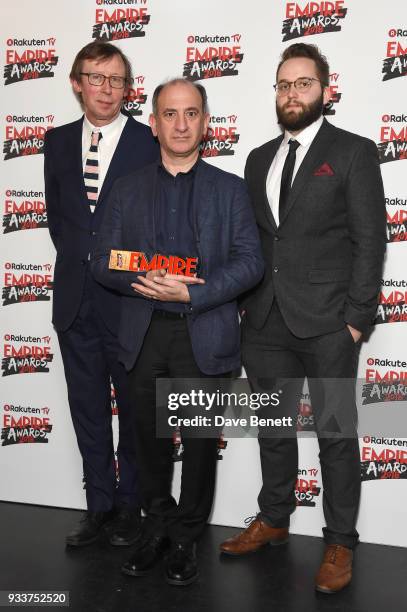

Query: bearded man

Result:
[219,43,386,594]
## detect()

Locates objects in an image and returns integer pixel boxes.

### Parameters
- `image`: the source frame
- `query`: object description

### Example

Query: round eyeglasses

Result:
[273,77,322,96]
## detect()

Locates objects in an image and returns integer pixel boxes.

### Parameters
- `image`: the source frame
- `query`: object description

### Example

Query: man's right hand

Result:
[131,268,205,302]
[146,269,205,285]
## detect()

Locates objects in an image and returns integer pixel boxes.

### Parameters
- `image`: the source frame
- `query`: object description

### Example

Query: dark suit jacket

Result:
[91,159,264,374]
[243,119,386,336]
[44,113,159,333]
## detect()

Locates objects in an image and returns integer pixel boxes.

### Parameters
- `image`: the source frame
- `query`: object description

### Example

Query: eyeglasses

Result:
[80,72,132,89]
[273,77,322,96]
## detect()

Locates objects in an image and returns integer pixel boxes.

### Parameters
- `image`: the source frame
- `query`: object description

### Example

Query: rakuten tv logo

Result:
[386,195,407,243]
[375,279,407,324]
[183,34,244,81]
[377,114,407,164]
[2,262,53,306]
[93,1,150,41]
[200,114,240,158]
[363,356,407,405]
[3,189,47,233]
[4,37,58,85]
[324,72,342,116]
[282,1,347,42]
[361,436,407,481]
[1,403,52,446]
[3,114,54,160]
[296,467,321,506]
[2,333,53,377]
[123,75,147,117]
[382,28,407,81]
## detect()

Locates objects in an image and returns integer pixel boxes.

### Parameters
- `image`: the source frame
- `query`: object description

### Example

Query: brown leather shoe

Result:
[220,516,289,555]
[315,544,353,594]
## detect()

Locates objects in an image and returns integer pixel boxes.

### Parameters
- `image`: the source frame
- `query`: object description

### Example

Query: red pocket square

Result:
[313,162,334,176]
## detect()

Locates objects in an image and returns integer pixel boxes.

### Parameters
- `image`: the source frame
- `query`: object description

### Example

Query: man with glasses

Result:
[44,41,158,547]
[220,43,386,593]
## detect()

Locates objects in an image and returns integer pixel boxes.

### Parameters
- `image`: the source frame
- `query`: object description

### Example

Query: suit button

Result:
[274,236,279,241]
[273,267,279,273]
[90,231,97,236]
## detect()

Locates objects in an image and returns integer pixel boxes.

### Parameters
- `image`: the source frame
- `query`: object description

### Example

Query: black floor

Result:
[0,502,406,612]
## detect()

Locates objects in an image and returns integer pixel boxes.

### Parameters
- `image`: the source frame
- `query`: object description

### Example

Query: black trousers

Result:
[127,312,222,544]
[242,302,361,549]
[57,275,138,512]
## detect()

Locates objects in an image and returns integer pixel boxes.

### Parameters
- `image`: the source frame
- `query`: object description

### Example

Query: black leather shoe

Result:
[165,542,198,586]
[121,535,168,577]
[66,511,112,547]
[106,509,142,546]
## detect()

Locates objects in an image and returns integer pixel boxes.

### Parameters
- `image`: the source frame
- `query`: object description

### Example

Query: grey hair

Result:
[151,78,208,115]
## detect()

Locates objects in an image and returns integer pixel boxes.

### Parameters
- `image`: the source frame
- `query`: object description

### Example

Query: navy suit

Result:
[44,113,158,512]
[91,158,264,541]
[91,159,264,373]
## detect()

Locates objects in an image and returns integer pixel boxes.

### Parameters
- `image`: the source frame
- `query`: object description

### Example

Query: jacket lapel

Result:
[72,117,93,218]
[193,160,215,233]
[97,115,132,206]
[279,119,337,225]
[140,163,158,253]
[260,137,283,231]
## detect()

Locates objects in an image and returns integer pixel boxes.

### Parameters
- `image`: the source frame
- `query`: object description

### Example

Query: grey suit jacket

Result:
[243,119,386,336]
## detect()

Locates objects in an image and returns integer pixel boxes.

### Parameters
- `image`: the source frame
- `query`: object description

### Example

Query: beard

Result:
[276,92,324,132]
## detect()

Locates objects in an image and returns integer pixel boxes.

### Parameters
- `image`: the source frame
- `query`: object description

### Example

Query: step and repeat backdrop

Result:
[1,0,406,547]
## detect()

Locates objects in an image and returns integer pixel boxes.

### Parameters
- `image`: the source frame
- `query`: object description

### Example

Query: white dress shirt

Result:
[82,112,128,191]
[266,116,323,226]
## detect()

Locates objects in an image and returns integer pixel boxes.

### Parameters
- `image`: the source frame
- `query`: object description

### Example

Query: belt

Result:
[152,309,187,320]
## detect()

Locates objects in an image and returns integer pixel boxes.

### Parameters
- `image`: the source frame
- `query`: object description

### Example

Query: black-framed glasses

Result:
[80,72,132,89]
[273,77,322,96]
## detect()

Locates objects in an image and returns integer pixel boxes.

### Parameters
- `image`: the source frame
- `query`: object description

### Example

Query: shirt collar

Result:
[83,111,126,139]
[158,156,200,178]
[283,115,324,148]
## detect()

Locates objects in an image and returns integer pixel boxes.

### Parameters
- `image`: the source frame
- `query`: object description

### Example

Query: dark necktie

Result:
[279,138,300,221]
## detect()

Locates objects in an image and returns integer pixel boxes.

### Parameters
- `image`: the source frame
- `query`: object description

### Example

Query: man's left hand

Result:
[347,324,362,343]
[131,274,204,302]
